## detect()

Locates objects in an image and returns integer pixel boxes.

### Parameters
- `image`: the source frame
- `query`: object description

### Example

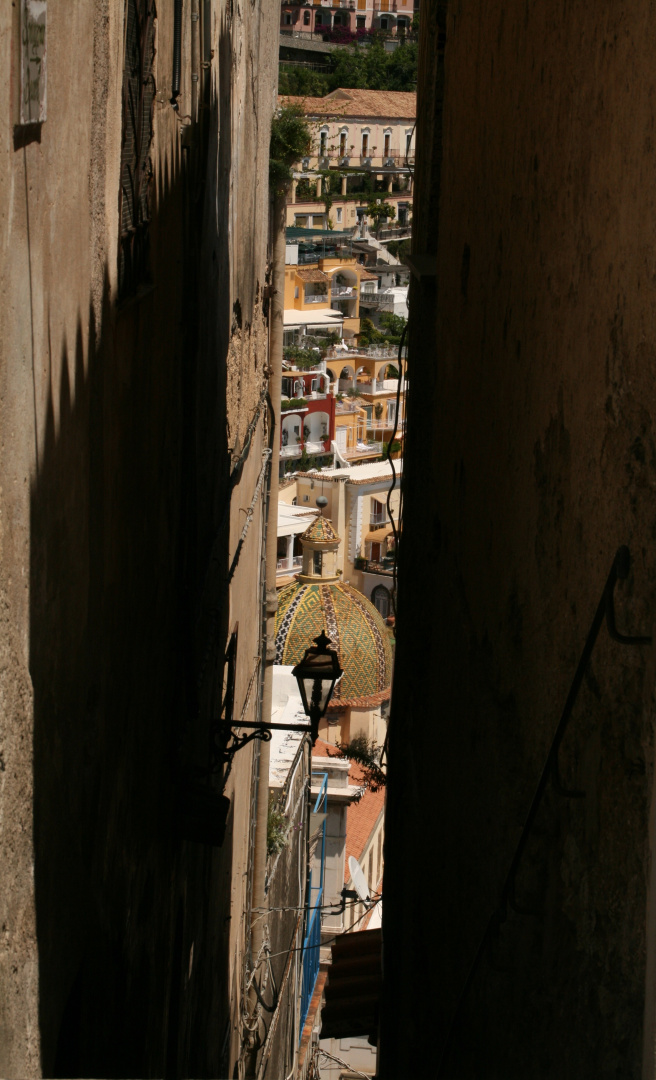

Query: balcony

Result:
[359,291,395,309]
[355,556,395,576]
[331,285,354,297]
[280,443,302,458]
[325,344,405,360]
[304,293,328,304]
[366,417,405,432]
[377,225,412,240]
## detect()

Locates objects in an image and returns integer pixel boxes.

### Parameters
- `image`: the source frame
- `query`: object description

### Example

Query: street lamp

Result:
[291,630,343,743]
[216,629,342,764]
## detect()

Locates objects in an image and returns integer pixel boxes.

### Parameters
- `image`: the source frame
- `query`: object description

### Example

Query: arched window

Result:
[304,9,311,22]
[371,585,390,619]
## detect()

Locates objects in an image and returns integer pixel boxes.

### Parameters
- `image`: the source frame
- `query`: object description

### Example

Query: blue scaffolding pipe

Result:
[299,771,328,1036]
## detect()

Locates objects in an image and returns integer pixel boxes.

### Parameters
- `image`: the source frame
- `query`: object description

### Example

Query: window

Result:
[380,16,388,28]
[371,585,391,619]
[311,377,320,392]
[320,128,328,156]
[304,9,310,22]
[387,399,396,423]
[118,0,156,300]
[336,207,343,224]
[371,498,386,525]
[406,130,412,156]
[313,550,323,575]
[368,849,373,886]
[356,13,366,24]
[361,131,369,157]
[339,130,348,157]
[384,131,391,158]
[294,286,299,298]
[284,11,292,23]
[315,12,323,25]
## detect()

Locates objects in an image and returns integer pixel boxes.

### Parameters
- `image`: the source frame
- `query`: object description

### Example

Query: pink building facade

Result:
[280,0,417,37]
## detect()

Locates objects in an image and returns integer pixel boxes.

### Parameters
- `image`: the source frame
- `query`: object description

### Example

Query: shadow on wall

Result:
[28,19,240,1079]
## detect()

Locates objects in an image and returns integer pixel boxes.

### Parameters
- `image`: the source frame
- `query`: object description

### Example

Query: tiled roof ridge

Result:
[279,89,416,119]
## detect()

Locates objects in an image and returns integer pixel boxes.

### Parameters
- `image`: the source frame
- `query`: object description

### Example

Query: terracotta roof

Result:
[359,270,379,281]
[300,514,340,543]
[279,88,416,120]
[296,268,329,283]
[344,761,385,882]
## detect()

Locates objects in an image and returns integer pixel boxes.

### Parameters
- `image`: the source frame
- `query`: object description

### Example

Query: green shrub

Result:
[267,793,288,856]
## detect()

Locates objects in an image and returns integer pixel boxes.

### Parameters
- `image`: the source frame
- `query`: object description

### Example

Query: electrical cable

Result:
[317,1048,373,1080]
[255,896,382,965]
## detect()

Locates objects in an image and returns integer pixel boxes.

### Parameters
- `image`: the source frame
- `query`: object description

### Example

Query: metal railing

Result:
[355,557,395,575]
[331,285,354,296]
[300,772,329,1035]
[304,293,328,304]
[366,416,405,431]
[276,555,303,572]
[359,292,395,309]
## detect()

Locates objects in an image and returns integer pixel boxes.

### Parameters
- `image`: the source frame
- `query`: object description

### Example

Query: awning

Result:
[320,928,382,1041]
[365,525,394,543]
[283,309,344,327]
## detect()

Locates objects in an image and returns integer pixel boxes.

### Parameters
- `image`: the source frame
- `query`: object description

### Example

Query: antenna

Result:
[348,856,373,907]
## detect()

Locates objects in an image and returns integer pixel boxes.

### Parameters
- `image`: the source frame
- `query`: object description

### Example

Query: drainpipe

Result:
[170,0,183,109]
[246,192,286,1074]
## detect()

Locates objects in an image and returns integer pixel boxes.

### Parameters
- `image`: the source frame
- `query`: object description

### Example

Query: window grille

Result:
[118,0,156,300]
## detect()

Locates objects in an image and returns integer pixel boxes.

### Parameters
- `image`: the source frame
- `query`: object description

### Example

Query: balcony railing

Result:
[377,225,412,239]
[370,514,389,527]
[304,293,328,304]
[355,557,395,575]
[277,555,303,572]
[365,417,405,431]
[331,285,354,297]
[359,292,395,309]
[325,344,405,360]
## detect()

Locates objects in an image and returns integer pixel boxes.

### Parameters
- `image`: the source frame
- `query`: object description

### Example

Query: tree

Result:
[366,198,396,237]
[379,312,407,338]
[326,735,387,793]
[269,104,313,196]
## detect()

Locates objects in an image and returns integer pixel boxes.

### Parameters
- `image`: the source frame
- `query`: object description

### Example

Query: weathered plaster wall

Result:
[383,3,656,1077]
[0,0,278,1075]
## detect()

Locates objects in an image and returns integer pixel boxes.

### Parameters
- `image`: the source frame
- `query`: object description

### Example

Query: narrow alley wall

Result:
[0,1,277,1076]
[383,3,656,1077]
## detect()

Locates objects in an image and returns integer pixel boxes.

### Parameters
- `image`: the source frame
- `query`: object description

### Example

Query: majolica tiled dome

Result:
[275,579,393,708]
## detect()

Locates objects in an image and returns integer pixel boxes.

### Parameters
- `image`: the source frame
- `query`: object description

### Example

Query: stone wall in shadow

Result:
[382,2,656,1078]
[20,5,278,1078]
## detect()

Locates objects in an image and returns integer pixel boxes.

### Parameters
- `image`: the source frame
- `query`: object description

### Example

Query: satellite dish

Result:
[348,856,372,907]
